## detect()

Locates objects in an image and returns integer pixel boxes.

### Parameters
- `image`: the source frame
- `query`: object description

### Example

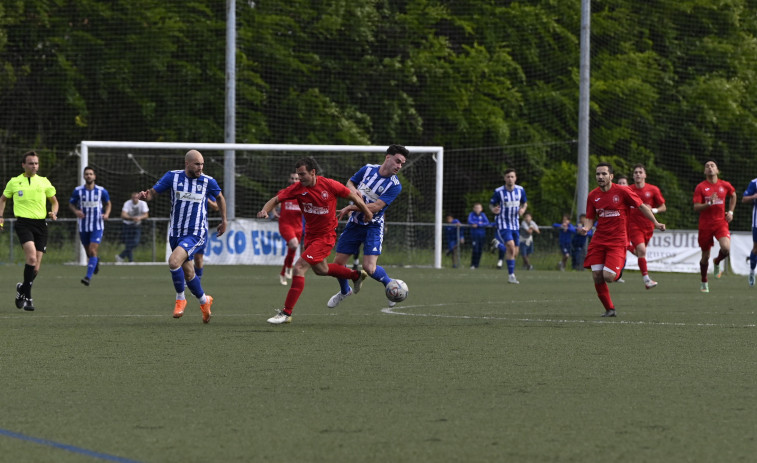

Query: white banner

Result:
[624,229,751,275]
[165,218,298,265]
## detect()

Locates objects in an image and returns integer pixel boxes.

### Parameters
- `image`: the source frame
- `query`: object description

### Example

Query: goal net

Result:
[78,141,444,268]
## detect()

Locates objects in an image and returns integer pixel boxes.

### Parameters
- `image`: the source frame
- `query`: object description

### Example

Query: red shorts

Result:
[698,223,730,250]
[584,242,626,281]
[628,223,653,249]
[279,221,303,243]
[301,233,336,266]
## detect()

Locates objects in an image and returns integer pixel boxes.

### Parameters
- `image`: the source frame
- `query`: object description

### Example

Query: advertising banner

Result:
[624,230,750,275]
[166,219,298,265]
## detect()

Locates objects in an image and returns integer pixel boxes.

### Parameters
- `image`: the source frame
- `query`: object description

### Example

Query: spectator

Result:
[553,213,576,271]
[445,214,464,268]
[519,212,540,270]
[117,192,149,263]
[571,213,593,270]
[467,202,489,269]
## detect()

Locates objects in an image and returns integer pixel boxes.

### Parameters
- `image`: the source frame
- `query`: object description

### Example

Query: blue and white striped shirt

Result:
[490,185,527,231]
[744,178,757,228]
[69,185,110,233]
[153,170,221,238]
[348,164,402,227]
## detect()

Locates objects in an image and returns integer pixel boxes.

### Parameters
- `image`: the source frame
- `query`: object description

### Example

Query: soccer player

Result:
[489,168,527,283]
[579,163,665,317]
[276,172,304,286]
[0,151,59,311]
[326,144,407,308]
[69,166,111,286]
[257,157,373,325]
[138,150,227,323]
[693,160,736,293]
[191,198,218,282]
[742,177,757,286]
[628,164,666,289]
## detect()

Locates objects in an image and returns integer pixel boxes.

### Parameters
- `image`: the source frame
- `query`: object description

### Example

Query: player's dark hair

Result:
[705,159,718,167]
[632,163,646,173]
[596,162,613,174]
[295,157,320,174]
[83,166,95,174]
[22,151,38,164]
[504,168,516,176]
[386,144,409,157]
[615,174,628,182]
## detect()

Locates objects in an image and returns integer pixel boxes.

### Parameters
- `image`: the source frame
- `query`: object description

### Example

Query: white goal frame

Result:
[78,141,445,268]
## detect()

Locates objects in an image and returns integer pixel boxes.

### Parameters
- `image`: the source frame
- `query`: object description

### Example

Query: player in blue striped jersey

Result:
[138,150,228,323]
[327,144,408,308]
[69,166,111,286]
[742,177,757,286]
[490,168,528,284]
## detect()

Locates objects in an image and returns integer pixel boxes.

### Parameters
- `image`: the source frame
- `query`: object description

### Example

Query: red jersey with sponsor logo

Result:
[277,176,351,236]
[278,197,303,227]
[629,183,665,232]
[693,178,735,228]
[585,183,642,247]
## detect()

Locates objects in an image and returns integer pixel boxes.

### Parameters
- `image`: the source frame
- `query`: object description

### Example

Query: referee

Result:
[0,151,59,311]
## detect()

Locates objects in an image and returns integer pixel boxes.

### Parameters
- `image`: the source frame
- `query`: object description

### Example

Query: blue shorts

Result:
[519,241,534,255]
[495,228,520,246]
[169,235,207,260]
[79,229,104,246]
[753,227,757,243]
[336,221,383,256]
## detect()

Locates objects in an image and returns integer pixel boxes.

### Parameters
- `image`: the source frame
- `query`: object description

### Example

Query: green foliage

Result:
[4,1,757,228]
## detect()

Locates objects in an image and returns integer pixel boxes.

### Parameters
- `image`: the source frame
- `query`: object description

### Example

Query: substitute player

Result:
[138,150,227,323]
[693,160,736,293]
[490,168,528,284]
[0,151,59,311]
[579,163,665,317]
[69,166,111,286]
[257,157,373,325]
[326,144,408,309]
[628,164,666,289]
[277,172,304,286]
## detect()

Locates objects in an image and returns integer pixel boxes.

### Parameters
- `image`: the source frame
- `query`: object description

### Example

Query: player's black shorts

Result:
[15,217,48,253]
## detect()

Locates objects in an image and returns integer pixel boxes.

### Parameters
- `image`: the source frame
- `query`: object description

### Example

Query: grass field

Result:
[1,264,755,463]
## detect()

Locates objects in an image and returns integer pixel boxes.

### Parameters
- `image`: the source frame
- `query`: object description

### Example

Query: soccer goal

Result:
[77,141,444,268]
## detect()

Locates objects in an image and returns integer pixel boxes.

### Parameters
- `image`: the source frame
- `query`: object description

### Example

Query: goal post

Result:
[78,141,444,268]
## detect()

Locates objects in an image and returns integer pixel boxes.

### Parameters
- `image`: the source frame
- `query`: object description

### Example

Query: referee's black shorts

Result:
[15,217,48,253]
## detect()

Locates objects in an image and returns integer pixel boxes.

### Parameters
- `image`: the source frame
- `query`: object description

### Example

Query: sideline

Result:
[0,428,143,463]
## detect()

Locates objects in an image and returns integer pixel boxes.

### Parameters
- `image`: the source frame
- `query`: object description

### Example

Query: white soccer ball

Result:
[385,279,408,303]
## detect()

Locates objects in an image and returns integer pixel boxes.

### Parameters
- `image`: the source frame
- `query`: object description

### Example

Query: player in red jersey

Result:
[578,163,665,317]
[628,164,666,289]
[257,157,373,325]
[276,172,304,286]
[693,160,737,293]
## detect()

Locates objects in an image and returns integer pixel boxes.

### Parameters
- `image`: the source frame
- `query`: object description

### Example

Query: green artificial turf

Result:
[1,264,755,462]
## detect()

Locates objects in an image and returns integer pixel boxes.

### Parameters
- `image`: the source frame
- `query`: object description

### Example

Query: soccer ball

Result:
[385,279,408,303]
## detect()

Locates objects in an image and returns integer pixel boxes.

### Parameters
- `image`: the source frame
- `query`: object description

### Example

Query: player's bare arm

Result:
[48,196,59,220]
[214,192,228,237]
[103,200,112,220]
[490,204,501,215]
[347,191,373,223]
[653,203,667,214]
[0,195,6,228]
[639,204,666,231]
[257,195,280,218]
[69,202,85,219]
[519,203,528,217]
[726,191,737,223]
[137,188,157,201]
